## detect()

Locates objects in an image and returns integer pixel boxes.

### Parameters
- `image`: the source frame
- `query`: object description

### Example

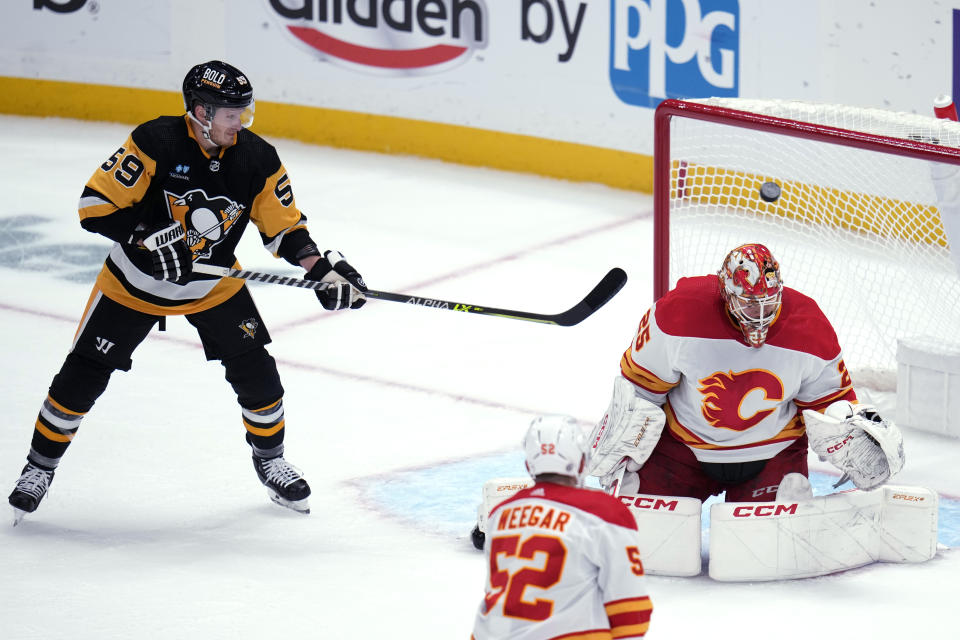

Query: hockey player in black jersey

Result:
[8,60,367,522]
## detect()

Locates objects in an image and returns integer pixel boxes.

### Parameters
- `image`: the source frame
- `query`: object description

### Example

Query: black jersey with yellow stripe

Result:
[78,115,312,316]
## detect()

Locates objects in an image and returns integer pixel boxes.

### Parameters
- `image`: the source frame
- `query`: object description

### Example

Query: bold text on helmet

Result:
[201,68,227,88]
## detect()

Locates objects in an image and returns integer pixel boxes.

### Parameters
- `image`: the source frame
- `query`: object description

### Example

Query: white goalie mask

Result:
[522,415,587,484]
[718,243,783,348]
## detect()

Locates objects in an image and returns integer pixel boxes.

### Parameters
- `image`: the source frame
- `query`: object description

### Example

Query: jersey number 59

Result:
[100,147,144,188]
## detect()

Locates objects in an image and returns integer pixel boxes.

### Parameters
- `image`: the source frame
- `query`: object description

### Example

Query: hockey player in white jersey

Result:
[588,243,904,502]
[471,415,653,640]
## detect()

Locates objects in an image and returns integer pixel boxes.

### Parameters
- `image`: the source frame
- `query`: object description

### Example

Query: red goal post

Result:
[653,98,960,389]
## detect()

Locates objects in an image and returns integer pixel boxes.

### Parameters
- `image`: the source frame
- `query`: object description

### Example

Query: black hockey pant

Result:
[25,286,286,469]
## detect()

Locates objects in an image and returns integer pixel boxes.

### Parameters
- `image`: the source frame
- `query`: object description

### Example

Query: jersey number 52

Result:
[484,534,566,621]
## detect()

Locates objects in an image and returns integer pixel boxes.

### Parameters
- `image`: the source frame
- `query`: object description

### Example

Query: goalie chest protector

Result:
[622,276,855,463]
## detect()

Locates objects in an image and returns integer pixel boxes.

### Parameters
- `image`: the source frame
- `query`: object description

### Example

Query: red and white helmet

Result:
[522,415,586,484]
[718,243,783,348]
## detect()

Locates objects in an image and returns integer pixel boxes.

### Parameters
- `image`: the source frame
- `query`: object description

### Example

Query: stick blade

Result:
[554,267,628,327]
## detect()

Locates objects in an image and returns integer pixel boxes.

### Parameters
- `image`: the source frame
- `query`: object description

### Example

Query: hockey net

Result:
[654,98,960,390]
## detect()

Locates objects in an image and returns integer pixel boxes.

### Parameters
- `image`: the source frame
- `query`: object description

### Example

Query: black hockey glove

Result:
[304,250,367,310]
[135,221,193,284]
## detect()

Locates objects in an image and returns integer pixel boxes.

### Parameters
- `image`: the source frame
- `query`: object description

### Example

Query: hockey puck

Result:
[759,181,781,203]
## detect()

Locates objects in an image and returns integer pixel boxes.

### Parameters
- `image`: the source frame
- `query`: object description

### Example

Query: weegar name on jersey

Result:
[495,504,572,532]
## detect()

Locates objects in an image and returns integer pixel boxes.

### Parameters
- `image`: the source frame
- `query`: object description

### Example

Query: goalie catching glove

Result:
[305,250,367,310]
[586,377,666,493]
[802,400,905,490]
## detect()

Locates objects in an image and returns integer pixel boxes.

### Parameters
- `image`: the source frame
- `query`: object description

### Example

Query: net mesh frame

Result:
[653,98,960,389]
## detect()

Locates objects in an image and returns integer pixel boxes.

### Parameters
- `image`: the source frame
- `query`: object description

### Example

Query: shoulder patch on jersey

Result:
[655,278,842,360]
[763,288,841,359]
[501,483,638,531]
[654,276,734,339]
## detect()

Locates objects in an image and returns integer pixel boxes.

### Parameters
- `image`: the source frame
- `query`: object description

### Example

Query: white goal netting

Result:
[660,98,960,389]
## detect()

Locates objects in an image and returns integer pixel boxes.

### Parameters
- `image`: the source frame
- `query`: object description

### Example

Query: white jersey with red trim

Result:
[472,482,652,640]
[620,276,856,463]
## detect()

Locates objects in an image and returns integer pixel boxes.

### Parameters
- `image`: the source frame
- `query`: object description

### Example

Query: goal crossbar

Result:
[653,99,960,298]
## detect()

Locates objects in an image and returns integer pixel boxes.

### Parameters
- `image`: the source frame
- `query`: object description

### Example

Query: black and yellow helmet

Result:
[182,60,253,114]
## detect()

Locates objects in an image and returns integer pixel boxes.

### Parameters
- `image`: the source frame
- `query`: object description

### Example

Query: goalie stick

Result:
[191,263,627,327]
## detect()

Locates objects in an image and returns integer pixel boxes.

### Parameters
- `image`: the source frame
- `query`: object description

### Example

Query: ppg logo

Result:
[610,0,739,109]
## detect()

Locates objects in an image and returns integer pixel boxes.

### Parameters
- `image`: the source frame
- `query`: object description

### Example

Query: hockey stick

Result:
[604,457,630,498]
[192,263,627,327]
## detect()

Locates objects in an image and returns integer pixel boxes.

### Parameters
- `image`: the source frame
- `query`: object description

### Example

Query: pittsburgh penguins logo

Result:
[698,369,784,431]
[164,189,244,259]
[239,318,259,340]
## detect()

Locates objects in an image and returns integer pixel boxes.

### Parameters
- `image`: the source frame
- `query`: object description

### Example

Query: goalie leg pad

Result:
[708,485,938,581]
[877,485,938,563]
[476,477,533,535]
[618,492,703,577]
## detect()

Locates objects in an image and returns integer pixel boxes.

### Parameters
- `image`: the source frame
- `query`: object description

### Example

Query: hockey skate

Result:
[8,462,55,526]
[253,456,311,514]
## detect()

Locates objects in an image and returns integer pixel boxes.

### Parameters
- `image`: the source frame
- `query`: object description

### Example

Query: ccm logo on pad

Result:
[619,496,679,510]
[732,504,799,517]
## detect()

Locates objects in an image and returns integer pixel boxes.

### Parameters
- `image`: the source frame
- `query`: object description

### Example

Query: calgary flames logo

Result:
[699,369,784,431]
[165,189,244,259]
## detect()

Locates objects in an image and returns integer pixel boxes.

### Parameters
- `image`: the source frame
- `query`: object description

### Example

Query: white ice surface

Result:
[0,116,956,639]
